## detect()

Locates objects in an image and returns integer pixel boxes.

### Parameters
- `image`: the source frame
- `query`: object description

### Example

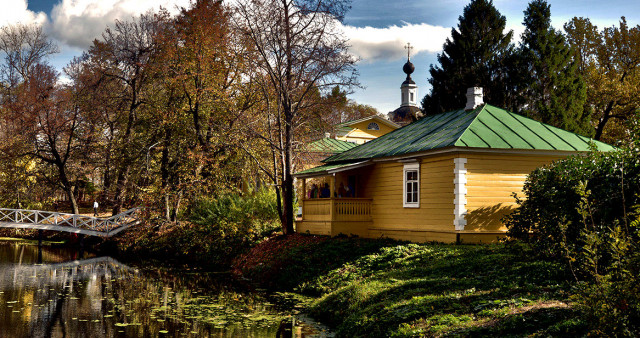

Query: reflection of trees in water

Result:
[0,247,325,337]
[0,255,140,337]
[0,243,79,266]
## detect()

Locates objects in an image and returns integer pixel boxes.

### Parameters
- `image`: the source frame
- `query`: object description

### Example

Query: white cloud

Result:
[341,22,451,62]
[49,0,191,48]
[506,23,526,43]
[0,0,47,27]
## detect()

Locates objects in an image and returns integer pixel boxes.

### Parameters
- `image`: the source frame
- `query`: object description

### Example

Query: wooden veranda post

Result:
[330,174,336,198]
[302,178,307,201]
[301,178,307,222]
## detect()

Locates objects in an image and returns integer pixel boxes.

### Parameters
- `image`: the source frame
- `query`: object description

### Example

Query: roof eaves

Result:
[339,115,401,129]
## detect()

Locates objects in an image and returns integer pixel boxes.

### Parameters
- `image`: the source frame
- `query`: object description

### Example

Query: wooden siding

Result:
[464,153,562,231]
[296,220,331,235]
[298,151,571,243]
[355,154,456,241]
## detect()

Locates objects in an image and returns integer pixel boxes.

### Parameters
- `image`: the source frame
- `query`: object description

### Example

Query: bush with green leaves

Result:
[505,139,640,334]
[126,189,280,267]
[567,188,640,336]
[505,148,640,258]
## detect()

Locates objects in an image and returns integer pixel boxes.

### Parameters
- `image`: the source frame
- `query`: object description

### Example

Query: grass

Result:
[235,237,587,337]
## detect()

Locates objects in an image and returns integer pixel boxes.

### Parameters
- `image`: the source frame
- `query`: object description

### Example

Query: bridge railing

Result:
[0,207,141,232]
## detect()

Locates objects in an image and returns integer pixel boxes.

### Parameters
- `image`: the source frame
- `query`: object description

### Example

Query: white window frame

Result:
[403,163,420,208]
[367,122,380,130]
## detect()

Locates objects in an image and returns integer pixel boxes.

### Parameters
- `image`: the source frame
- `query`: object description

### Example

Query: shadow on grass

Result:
[307,243,575,337]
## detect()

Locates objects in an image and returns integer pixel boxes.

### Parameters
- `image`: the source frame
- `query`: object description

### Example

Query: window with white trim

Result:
[403,163,420,208]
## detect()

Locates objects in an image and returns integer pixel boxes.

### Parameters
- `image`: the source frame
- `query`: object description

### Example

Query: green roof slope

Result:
[307,138,358,154]
[324,104,614,163]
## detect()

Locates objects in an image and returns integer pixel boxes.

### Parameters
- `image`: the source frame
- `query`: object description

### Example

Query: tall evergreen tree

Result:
[520,0,591,135]
[421,0,516,115]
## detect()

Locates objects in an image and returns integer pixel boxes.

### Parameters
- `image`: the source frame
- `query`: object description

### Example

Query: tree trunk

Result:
[282,107,295,235]
[161,128,171,221]
[56,160,79,214]
[281,0,294,235]
[111,168,129,215]
[594,101,615,141]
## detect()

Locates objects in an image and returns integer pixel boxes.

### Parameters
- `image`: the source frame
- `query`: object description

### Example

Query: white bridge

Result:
[0,207,141,237]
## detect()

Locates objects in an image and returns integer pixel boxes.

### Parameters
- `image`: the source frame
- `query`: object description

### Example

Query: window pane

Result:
[404,169,419,205]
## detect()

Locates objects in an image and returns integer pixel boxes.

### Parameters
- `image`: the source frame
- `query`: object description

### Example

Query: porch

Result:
[297,197,373,237]
[295,161,374,237]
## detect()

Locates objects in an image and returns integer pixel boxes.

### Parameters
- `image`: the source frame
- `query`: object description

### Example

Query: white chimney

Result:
[325,132,331,138]
[465,87,484,110]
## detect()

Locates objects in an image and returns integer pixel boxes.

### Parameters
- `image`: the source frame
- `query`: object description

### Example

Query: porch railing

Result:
[302,198,372,222]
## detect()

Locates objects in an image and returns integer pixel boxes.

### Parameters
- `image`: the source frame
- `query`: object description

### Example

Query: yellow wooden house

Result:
[294,88,614,243]
[335,115,400,144]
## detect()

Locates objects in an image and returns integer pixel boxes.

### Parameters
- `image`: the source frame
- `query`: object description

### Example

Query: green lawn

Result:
[238,237,586,337]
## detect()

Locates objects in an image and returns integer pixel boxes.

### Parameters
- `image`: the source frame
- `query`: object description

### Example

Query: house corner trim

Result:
[453,157,467,231]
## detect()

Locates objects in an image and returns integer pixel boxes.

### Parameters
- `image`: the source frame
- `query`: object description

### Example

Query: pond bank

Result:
[233,235,587,337]
[0,229,588,337]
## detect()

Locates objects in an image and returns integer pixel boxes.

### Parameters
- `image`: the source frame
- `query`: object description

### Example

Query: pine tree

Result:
[520,0,591,136]
[421,0,516,115]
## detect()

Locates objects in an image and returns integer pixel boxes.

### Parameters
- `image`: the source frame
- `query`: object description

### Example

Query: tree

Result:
[82,14,165,215]
[421,0,516,114]
[11,64,87,214]
[235,0,358,234]
[0,24,58,95]
[0,24,76,210]
[520,0,590,135]
[146,0,255,220]
[565,17,640,141]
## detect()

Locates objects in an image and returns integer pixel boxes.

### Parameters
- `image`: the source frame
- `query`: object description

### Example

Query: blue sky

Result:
[4,0,640,114]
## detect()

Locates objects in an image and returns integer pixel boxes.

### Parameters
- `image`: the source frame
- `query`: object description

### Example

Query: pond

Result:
[0,241,331,337]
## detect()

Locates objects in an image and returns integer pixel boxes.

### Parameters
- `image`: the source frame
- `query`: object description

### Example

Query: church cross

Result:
[404,42,414,60]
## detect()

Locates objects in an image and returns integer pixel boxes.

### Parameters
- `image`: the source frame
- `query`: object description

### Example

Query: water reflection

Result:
[0,242,331,337]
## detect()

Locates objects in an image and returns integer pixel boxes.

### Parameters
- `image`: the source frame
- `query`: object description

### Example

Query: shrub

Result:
[505,140,640,334]
[124,189,280,267]
[569,203,640,336]
[505,148,640,258]
[188,188,279,229]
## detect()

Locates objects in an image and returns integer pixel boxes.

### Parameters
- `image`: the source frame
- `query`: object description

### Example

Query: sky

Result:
[4,0,640,115]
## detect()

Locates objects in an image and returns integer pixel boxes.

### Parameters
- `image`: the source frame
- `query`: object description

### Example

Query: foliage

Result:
[505,120,640,334]
[564,190,640,336]
[188,189,279,229]
[564,17,640,142]
[519,0,590,136]
[421,0,518,114]
[122,191,280,267]
[232,234,397,291]
[505,148,640,259]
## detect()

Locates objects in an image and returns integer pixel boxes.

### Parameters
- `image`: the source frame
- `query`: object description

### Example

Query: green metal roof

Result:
[324,104,615,163]
[295,161,367,177]
[306,138,358,154]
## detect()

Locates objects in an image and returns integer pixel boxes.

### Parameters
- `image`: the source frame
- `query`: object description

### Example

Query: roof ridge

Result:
[336,115,401,129]
[452,104,486,147]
